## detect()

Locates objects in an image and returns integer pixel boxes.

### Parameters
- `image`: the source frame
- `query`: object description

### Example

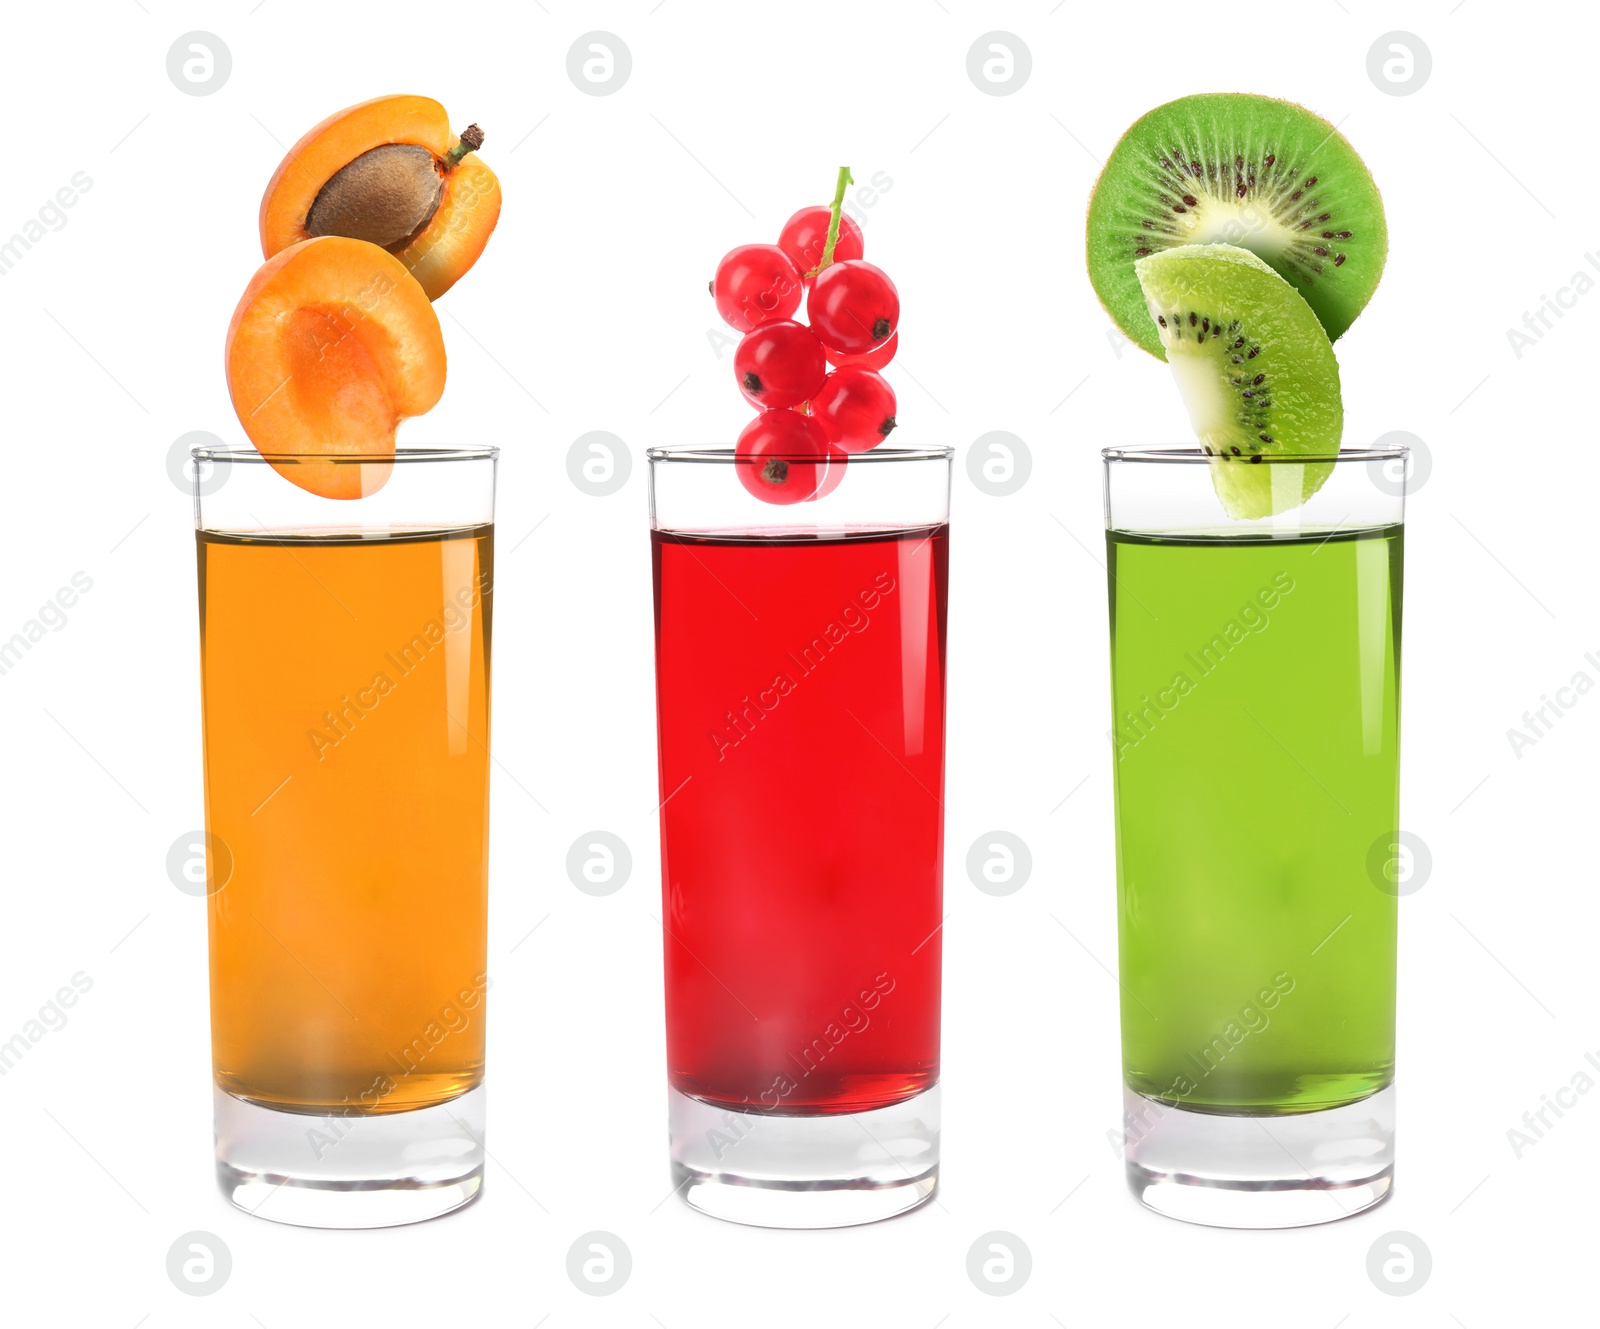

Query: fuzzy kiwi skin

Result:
[1135,244,1341,519]
[1088,93,1387,360]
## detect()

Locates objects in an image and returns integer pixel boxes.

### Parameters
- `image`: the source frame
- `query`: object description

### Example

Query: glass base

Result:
[214,1084,485,1228]
[669,1084,939,1228]
[1122,1084,1394,1228]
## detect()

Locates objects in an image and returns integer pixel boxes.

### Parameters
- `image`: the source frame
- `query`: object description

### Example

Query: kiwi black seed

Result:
[1157,300,1277,456]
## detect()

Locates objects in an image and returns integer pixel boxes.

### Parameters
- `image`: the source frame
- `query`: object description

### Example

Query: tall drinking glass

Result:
[192,445,497,1228]
[650,445,952,1227]
[1105,445,1406,1228]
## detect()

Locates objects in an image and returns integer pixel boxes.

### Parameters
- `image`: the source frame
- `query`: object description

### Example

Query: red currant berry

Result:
[733,321,826,410]
[809,368,897,454]
[776,206,864,283]
[806,260,899,355]
[734,410,830,504]
[711,245,803,332]
[825,329,898,371]
[808,443,849,501]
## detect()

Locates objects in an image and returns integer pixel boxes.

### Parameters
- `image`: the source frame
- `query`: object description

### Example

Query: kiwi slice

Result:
[1088,93,1386,359]
[1135,244,1341,519]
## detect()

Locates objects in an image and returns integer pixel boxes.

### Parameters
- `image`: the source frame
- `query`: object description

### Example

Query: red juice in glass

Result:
[654,526,947,1111]
[649,446,951,1227]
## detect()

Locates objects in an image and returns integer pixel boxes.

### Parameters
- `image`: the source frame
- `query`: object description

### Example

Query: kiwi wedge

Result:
[1135,244,1342,519]
[1089,93,1386,359]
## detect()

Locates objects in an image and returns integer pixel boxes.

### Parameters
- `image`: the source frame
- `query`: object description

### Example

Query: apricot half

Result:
[260,96,501,301]
[225,236,446,499]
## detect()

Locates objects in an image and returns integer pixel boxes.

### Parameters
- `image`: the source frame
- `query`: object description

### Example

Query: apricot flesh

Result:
[393,154,497,302]
[225,236,446,499]
[260,95,500,301]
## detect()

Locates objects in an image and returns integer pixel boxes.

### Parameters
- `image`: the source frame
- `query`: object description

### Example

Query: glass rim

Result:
[190,446,499,464]
[647,444,953,464]
[1102,445,1407,465]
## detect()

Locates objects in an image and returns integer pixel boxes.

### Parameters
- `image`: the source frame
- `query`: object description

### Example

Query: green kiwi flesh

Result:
[1135,244,1342,519]
[1089,93,1387,359]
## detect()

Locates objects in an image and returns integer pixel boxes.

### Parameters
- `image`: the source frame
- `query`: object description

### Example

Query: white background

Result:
[0,1,1593,1323]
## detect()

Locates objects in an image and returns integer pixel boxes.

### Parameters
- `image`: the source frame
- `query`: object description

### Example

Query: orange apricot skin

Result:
[259,95,501,301]
[225,236,447,500]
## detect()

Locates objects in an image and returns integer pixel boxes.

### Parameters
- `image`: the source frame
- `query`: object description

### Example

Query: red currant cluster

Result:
[711,168,900,504]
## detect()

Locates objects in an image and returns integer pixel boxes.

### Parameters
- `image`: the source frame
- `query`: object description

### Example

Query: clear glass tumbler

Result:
[650,445,952,1227]
[1105,445,1407,1228]
[192,446,496,1228]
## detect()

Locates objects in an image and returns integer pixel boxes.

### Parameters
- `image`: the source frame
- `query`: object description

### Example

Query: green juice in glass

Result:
[1107,524,1401,1115]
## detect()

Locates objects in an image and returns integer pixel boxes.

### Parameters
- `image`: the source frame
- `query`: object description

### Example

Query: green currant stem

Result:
[806,166,854,277]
